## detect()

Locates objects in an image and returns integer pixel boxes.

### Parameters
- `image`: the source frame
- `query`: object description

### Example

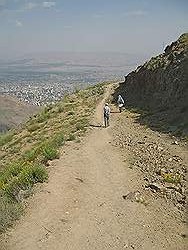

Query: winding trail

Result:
[1,86,186,250]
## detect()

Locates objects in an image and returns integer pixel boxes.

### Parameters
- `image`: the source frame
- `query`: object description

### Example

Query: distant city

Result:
[0,52,147,106]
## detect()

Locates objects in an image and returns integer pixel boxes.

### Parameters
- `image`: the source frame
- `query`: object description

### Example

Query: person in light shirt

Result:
[103,103,110,128]
[117,94,124,113]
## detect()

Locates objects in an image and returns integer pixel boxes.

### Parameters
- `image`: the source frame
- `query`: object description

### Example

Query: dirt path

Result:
[1,86,187,250]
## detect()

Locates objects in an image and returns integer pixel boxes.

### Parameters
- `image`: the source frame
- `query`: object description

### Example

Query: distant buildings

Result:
[0,71,120,106]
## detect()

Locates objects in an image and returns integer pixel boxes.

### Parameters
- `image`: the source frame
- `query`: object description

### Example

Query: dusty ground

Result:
[0,86,187,250]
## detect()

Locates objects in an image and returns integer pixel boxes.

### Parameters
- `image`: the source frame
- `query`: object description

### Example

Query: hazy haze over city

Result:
[0,0,187,59]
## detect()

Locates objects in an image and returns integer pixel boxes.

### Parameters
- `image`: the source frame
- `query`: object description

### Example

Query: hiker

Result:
[103,103,110,128]
[117,94,124,113]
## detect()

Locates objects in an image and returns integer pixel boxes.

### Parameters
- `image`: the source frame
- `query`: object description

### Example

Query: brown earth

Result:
[0,85,187,250]
[0,95,40,133]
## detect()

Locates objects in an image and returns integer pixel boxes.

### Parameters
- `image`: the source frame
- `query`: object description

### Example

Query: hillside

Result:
[0,95,39,133]
[0,83,187,250]
[0,83,106,232]
[115,33,188,136]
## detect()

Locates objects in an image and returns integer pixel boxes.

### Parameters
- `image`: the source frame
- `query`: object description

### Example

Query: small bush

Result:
[23,148,39,162]
[74,87,81,93]
[31,165,48,182]
[51,132,64,147]
[40,143,59,162]
[0,163,47,231]
[0,161,25,186]
[1,164,48,199]
[163,173,181,184]
[23,133,64,164]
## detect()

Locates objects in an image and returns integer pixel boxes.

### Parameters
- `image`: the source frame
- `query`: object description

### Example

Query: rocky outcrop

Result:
[116,33,188,135]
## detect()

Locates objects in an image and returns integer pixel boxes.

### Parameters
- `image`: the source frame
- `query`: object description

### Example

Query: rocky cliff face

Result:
[116,33,188,135]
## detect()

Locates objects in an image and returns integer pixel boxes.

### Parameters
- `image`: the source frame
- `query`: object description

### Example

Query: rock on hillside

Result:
[116,33,188,135]
[0,95,40,133]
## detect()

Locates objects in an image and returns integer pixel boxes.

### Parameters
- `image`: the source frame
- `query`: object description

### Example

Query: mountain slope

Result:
[0,95,39,133]
[115,33,188,135]
[0,83,106,232]
[1,84,187,250]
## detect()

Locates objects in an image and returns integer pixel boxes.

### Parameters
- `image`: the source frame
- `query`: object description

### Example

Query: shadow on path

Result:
[90,124,103,128]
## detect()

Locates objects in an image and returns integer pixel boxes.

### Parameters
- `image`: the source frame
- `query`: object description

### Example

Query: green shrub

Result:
[40,143,59,162]
[69,119,75,126]
[31,165,48,182]
[0,161,25,186]
[51,132,64,147]
[3,177,24,198]
[23,148,39,162]
[163,173,181,184]
[0,161,48,232]
[74,87,81,93]
[23,133,64,164]
[1,164,48,199]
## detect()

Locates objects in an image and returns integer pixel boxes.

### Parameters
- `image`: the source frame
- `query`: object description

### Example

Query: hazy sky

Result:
[0,0,187,59]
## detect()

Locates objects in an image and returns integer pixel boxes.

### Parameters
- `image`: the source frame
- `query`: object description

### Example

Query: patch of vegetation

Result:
[163,173,181,184]
[23,147,39,162]
[0,194,23,233]
[23,132,64,163]
[0,162,48,199]
[40,142,59,163]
